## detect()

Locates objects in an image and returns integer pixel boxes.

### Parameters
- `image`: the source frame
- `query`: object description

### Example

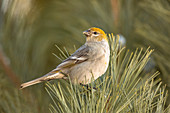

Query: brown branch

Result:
[111,0,120,27]
[0,47,42,112]
[0,47,21,88]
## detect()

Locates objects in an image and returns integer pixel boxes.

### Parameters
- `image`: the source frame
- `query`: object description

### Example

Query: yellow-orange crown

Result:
[85,27,108,42]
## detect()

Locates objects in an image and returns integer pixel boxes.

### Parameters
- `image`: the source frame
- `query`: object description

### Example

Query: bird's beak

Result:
[83,30,90,37]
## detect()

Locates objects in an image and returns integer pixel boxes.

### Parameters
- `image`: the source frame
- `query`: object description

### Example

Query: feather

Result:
[20,71,63,89]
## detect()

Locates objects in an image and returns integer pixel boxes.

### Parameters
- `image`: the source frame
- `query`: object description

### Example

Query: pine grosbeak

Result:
[20,27,110,89]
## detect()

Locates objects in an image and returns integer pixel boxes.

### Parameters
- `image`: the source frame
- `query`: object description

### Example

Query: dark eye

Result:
[93,31,98,35]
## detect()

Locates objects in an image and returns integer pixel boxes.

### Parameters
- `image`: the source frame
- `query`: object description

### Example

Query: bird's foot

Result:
[80,83,97,91]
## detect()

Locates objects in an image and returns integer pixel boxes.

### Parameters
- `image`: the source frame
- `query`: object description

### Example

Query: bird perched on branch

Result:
[20,27,110,89]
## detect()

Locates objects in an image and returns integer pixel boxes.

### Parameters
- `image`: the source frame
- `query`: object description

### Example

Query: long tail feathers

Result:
[20,77,45,89]
[20,72,64,89]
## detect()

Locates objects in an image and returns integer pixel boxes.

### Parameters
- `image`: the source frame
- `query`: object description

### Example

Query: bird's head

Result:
[83,27,108,42]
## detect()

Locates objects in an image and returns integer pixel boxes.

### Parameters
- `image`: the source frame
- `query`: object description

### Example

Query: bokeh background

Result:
[0,0,170,112]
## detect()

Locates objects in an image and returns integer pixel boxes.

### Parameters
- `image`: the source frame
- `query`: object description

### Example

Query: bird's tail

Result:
[20,71,64,89]
[20,77,44,89]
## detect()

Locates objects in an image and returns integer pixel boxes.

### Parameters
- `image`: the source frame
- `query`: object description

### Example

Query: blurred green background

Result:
[0,0,170,112]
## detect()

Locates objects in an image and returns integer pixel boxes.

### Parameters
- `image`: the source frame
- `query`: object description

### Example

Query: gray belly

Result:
[67,56,108,84]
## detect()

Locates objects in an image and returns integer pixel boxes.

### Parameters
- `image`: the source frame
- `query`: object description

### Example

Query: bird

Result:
[20,27,110,89]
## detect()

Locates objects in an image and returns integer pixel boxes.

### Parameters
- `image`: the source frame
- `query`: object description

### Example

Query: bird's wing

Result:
[55,45,90,71]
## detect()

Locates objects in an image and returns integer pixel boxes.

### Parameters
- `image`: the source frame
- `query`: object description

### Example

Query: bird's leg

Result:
[80,83,97,90]
[80,83,89,89]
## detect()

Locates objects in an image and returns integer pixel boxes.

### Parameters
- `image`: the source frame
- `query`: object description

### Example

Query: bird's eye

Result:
[93,31,98,35]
